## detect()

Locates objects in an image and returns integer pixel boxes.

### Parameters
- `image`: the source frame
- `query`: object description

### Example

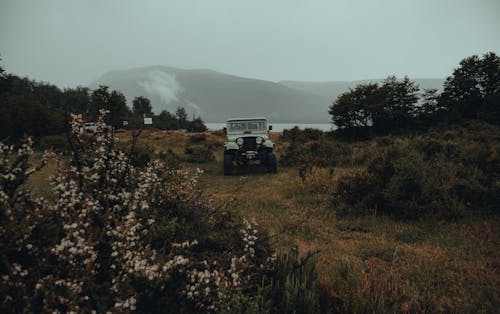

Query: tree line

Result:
[0,63,206,140]
[329,52,500,139]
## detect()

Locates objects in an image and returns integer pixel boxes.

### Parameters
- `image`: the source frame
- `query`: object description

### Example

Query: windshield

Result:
[228,121,266,131]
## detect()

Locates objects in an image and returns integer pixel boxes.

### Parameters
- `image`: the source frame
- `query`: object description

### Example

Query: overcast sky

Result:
[1,0,499,87]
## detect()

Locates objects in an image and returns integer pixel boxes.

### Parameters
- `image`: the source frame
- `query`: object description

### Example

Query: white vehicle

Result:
[223,117,277,175]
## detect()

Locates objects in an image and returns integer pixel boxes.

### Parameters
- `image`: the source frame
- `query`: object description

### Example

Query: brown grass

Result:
[27,130,500,312]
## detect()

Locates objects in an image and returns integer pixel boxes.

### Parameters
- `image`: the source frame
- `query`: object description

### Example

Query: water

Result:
[206,122,334,132]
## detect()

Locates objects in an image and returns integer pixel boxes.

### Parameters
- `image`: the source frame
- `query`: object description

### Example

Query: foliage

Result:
[175,107,188,129]
[183,145,215,163]
[0,94,66,140]
[281,127,324,142]
[186,117,208,132]
[332,124,500,219]
[280,139,352,168]
[132,96,153,117]
[251,250,323,313]
[329,52,500,139]
[89,85,131,128]
[36,134,70,153]
[441,52,500,123]
[154,110,179,130]
[0,110,323,312]
[329,76,420,138]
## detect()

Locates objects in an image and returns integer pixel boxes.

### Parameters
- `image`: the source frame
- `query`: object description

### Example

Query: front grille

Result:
[242,137,257,151]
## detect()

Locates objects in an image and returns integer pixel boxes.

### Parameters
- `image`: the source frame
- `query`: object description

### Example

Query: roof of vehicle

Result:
[226,117,267,122]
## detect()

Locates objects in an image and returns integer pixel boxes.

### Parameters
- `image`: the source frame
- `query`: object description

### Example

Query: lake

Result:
[206,123,334,132]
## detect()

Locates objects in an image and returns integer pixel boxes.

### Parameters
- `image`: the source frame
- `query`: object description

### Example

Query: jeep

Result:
[223,117,277,175]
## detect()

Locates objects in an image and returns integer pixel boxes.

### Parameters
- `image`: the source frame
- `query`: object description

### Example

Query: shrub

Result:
[183,145,215,163]
[281,127,324,142]
[332,129,500,219]
[129,143,154,167]
[188,133,207,143]
[0,111,323,312]
[250,250,324,313]
[37,134,70,152]
[158,149,181,169]
[280,140,352,168]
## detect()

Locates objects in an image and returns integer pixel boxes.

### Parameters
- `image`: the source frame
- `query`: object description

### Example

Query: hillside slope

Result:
[280,78,445,100]
[90,66,332,123]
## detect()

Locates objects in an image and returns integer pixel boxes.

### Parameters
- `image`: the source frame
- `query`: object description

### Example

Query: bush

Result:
[158,149,181,169]
[0,111,323,312]
[332,127,500,219]
[188,133,207,143]
[129,144,154,167]
[37,134,70,152]
[183,145,215,163]
[280,140,352,168]
[281,127,324,142]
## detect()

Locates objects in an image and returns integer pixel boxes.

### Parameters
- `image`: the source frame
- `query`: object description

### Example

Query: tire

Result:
[266,152,277,174]
[223,153,233,176]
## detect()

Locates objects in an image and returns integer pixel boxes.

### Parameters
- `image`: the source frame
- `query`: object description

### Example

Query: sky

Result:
[1,0,499,87]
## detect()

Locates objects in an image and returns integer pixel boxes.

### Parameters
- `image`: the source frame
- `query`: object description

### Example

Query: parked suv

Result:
[223,117,277,175]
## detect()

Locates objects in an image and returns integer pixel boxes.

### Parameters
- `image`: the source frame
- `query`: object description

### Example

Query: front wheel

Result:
[266,152,277,174]
[223,153,233,176]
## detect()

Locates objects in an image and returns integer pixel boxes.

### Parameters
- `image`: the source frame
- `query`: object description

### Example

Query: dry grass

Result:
[26,130,500,312]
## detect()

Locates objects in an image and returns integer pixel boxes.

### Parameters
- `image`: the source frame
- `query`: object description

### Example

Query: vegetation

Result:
[1,52,499,312]
[0,113,321,313]
[329,52,499,139]
[0,66,207,141]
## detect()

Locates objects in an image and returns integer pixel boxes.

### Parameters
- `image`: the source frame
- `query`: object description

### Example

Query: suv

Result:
[223,118,277,175]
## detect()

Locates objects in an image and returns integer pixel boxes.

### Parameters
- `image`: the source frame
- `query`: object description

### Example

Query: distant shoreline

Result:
[205,122,334,132]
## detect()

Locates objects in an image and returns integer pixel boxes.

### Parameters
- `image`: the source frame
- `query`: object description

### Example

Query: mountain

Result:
[90,66,332,123]
[90,66,445,123]
[279,78,445,100]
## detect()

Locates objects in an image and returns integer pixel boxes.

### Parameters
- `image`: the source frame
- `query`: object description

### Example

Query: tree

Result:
[329,83,381,131]
[154,110,179,130]
[175,107,188,129]
[61,87,91,114]
[441,52,500,123]
[132,96,153,117]
[90,85,131,127]
[373,76,419,133]
[186,117,207,132]
[329,76,421,137]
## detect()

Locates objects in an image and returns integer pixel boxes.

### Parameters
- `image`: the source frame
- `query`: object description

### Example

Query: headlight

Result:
[256,137,264,145]
[236,138,244,145]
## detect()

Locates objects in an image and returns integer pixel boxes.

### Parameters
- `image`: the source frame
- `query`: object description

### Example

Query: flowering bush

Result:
[0,111,272,312]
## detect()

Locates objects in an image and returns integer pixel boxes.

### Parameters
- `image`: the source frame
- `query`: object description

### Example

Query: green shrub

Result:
[280,140,352,168]
[281,127,324,142]
[158,149,181,169]
[0,112,325,313]
[130,144,154,167]
[332,129,500,219]
[183,145,215,163]
[36,134,69,152]
[249,250,324,313]
[188,133,207,143]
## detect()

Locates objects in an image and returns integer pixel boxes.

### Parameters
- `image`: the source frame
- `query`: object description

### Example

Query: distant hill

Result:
[90,66,332,123]
[279,78,445,100]
[90,66,445,123]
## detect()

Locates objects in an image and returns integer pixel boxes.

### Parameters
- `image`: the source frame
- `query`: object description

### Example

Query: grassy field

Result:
[30,129,499,312]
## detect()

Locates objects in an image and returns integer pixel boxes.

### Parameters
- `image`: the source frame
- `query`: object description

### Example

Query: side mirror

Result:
[223,127,227,135]
[268,125,273,131]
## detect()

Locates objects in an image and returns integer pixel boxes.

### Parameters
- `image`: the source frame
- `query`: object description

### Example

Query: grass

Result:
[27,129,500,312]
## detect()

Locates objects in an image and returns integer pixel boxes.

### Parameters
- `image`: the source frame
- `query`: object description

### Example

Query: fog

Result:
[1,0,499,87]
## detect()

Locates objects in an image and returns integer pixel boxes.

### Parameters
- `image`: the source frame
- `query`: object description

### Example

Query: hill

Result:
[280,78,445,99]
[90,67,445,123]
[90,66,332,123]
